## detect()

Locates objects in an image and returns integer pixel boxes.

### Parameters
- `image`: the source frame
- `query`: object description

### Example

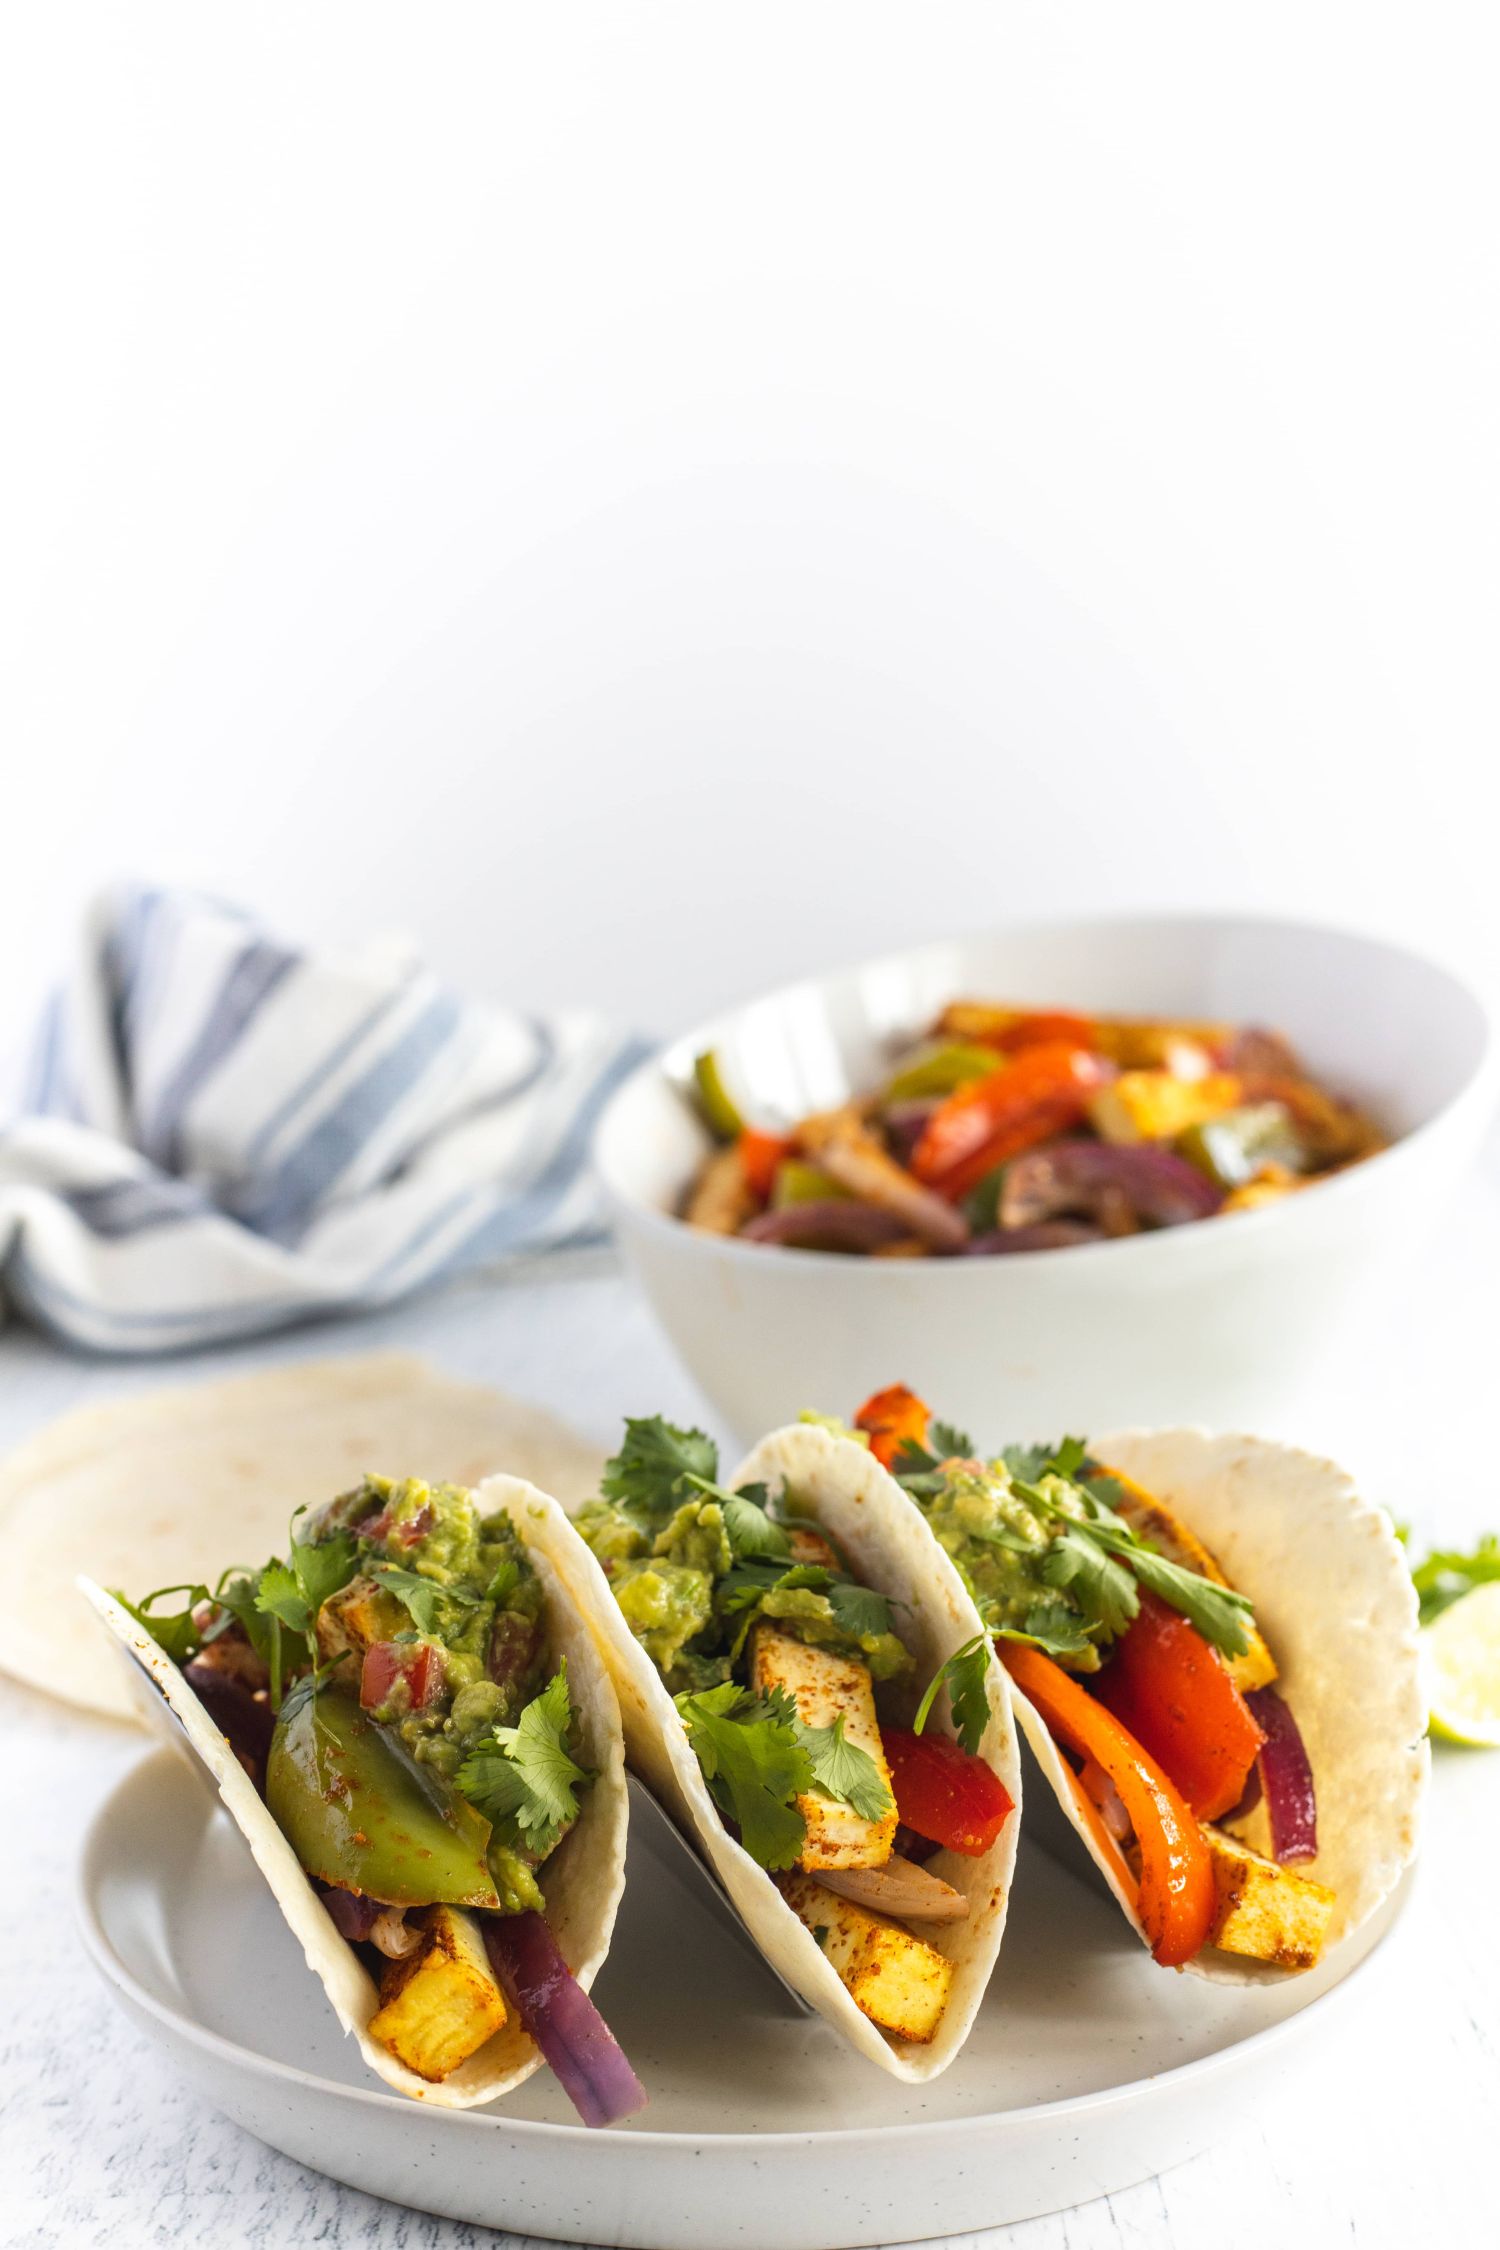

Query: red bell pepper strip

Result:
[881,1726,1013,1856]
[911,1044,1114,1204]
[1092,1592,1266,1822]
[738,1129,792,1200]
[1000,1641,1215,1968]
[853,1384,933,1470]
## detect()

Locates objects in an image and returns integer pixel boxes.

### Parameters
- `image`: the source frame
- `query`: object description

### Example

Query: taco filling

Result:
[117,1474,643,2120]
[574,1417,1014,2043]
[848,1387,1336,1973]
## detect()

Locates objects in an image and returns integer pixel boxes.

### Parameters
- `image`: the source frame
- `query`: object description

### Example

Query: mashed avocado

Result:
[916,1463,1099,1667]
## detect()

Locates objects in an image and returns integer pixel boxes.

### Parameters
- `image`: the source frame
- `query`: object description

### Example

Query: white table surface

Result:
[4,1220,1499,2250]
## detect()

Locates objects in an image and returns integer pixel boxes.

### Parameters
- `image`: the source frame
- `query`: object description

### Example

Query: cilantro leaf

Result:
[999,1442,1054,1484]
[601,1417,720,1517]
[912,1632,992,1755]
[798,1715,894,1821]
[255,1559,312,1635]
[825,1580,897,1641]
[290,1515,358,1616]
[112,1582,209,1666]
[1085,1523,1254,1657]
[457,1663,590,1860]
[1040,1525,1139,1639]
[997,1599,1098,1661]
[674,1683,811,1870]
[706,1482,793,1564]
[1409,1534,1500,1626]
[930,1419,976,1461]
[370,1564,480,1636]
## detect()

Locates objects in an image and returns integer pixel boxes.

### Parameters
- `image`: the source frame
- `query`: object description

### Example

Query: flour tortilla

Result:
[4,1355,604,1719]
[546,1422,1023,2080]
[1003,1427,1427,1984]
[79,1477,628,2108]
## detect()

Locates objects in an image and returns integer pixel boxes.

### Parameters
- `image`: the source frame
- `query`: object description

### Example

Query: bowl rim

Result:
[594,907,1498,1278]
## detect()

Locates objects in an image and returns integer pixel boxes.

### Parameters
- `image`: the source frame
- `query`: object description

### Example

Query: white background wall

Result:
[3,6,1497,1046]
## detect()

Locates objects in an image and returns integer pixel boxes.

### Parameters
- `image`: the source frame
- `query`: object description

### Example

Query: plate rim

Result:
[78,1744,1416,2153]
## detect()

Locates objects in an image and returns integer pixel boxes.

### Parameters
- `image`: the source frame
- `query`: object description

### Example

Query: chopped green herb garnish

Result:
[1409,1533,1500,1626]
[456,1663,590,1859]
[912,1632,992,1755]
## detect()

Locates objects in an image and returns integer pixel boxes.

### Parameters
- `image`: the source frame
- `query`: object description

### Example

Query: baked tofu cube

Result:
[786,1525,841,1571]
[1088,1070,1244,1146]
[314,1574,407,1664]
[1203,1826,1336,1972]
[368,1906,509,2081]
[1095,1464,1278,1694]
[750,1625,897,1871]
[780,1872,954,2042]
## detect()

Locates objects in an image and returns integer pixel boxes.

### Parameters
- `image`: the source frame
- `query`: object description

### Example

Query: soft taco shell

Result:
[79,1477,628,2107]
[1005,1427,1427,1985]
[547,1422,1023,2080]
[7,1354,604,1719]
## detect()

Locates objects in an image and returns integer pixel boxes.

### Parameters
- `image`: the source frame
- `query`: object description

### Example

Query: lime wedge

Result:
[1424,1580,1500,1746]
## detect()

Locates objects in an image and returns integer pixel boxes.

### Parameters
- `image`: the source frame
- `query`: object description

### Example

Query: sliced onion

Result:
[964,1221,1104,1253]
[882,1098,939,1164]
[1001,1139,1223,1230]
[319,1885,384,1943]
[182,1657,275,1789]
[1244,1687,1318,1863]
[742,1200,912,1252]
[818,1854,969,1923]
[482,1912,647,2128]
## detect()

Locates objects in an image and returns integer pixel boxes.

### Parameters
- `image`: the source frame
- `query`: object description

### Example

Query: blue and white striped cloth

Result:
[0,887,649,1354]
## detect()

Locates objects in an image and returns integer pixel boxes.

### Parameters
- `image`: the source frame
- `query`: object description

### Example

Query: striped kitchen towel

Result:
[0,887,651,1354]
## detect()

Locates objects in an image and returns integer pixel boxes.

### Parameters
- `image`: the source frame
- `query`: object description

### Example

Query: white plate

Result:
[79,1747,1411,2249]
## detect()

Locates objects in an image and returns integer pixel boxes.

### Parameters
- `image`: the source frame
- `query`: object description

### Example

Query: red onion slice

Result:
[964,1221,1105,1253]
[1243,1687,1318,1863]
[482,1912,647,2128]
[319,1884,386,1943]
[741,1200,912,1252]
[1001,1139,1224,1230]
[182,1657,275,1789]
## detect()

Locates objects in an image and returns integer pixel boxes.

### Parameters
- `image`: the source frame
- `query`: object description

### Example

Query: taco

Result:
[553,1414,1022,2077]
[82,1470,641,2120]
[848,1386,1427,1982]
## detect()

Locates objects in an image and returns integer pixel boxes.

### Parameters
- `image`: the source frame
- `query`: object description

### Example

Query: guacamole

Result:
[912,1462,1101,1668]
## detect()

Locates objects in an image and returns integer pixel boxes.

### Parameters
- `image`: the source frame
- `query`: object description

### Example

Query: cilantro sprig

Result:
[674,1681,894,1869]
[1005,1446,1256,1659]
[457,1663,591,1859]
[912,1633,992,1755]
[1408,1533,1500,1626]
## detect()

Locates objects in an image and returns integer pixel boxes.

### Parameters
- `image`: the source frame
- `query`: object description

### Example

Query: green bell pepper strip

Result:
[691,1049,747,1140]
[1177,1102,1304,1191]
[881,1042,1006,1104]
[771,1159,848,1209]
[267,1682,501,1908]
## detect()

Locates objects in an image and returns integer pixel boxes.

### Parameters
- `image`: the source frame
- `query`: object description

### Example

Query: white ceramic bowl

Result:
[595,914,1495,1445]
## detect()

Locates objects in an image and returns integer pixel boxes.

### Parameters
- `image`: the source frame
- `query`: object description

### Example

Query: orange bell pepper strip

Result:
[1000,1640,1215,1968]
[737,1129,792,1200]
[910,1043,1114,1203]
[853,1384,932,1470]
[1092,1592,1265,1822]
[985,1009,1099,1055]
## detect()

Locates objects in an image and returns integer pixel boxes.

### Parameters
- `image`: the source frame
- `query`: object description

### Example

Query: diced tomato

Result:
[882,1726,1013,1856]
[738,1129,792,1201]
[1092,1592,1266,1822]
[910,1044,1114,1203]
[853,1384,933,1470]
[1000,1640,1215,1968]
[360,1639,446,1714]
[984,1010,1099,1055]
